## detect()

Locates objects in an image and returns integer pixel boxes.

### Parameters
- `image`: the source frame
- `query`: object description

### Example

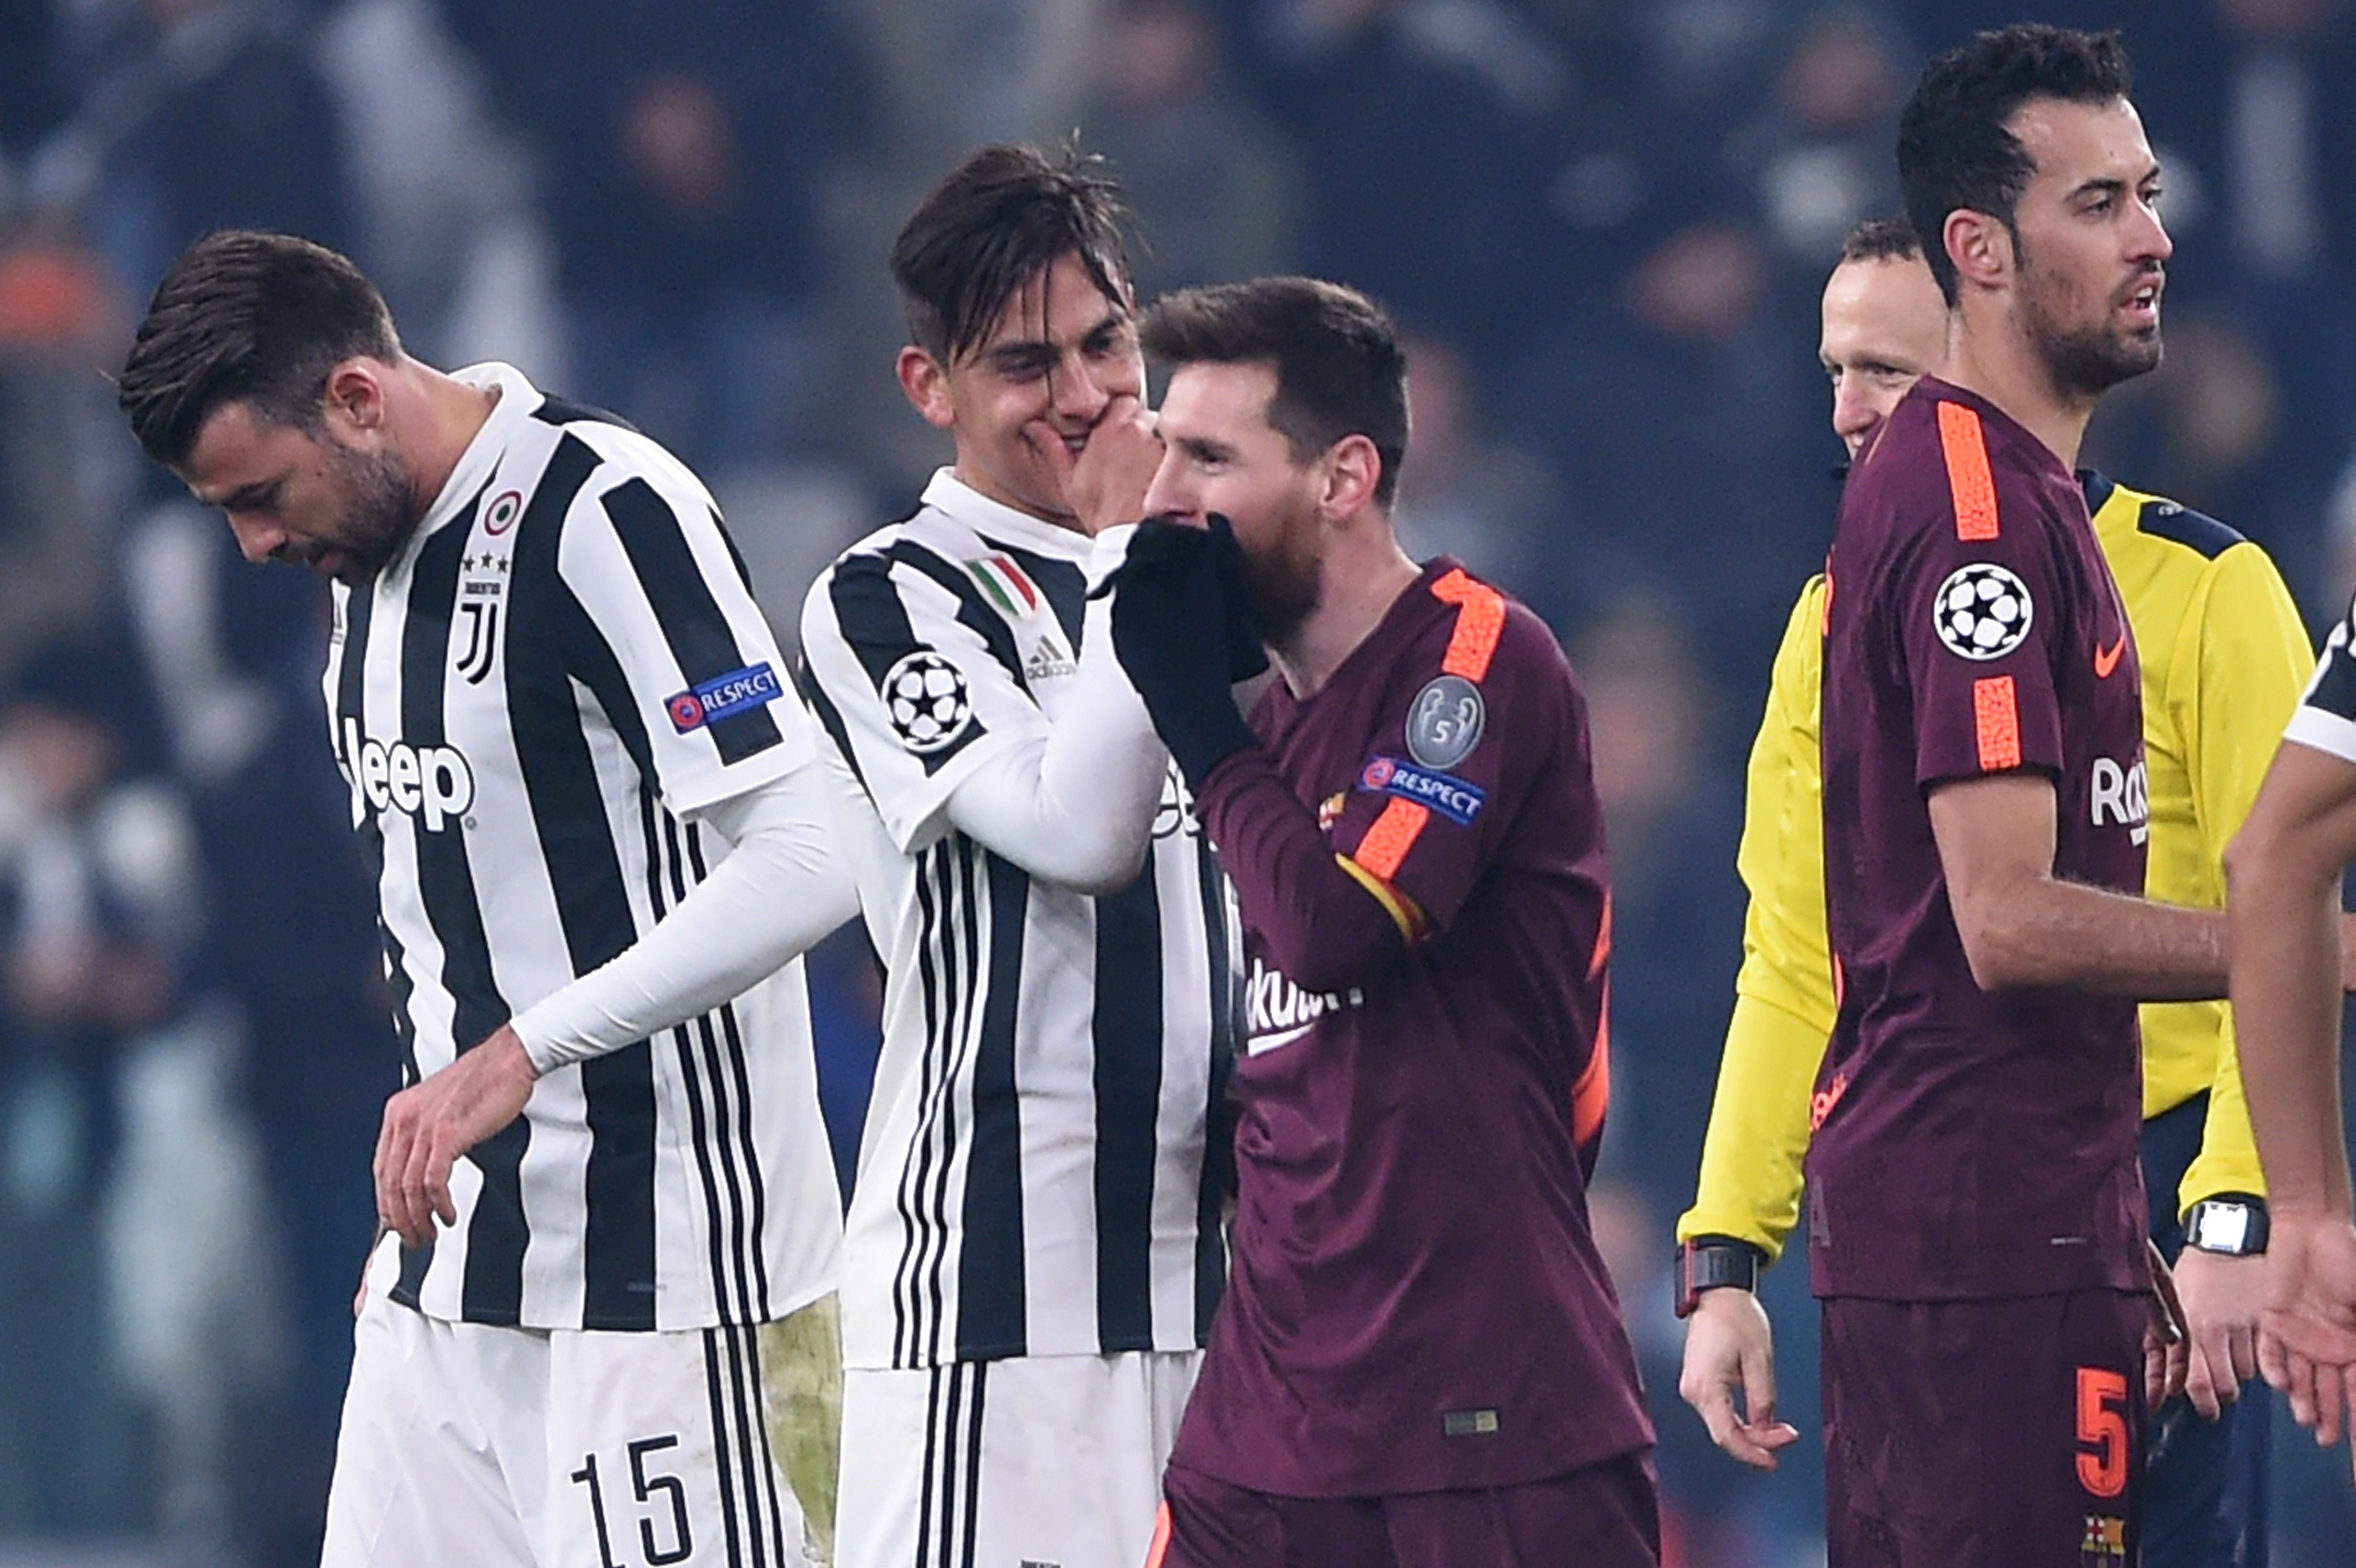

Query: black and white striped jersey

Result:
[2287,592,2356,763]
[798,470,1233,1370]
[324,362,840,1332]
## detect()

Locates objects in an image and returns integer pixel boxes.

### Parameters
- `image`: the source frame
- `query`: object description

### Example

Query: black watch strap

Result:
[1674,1236,1767,1318]
[2184,1195,2269,1256]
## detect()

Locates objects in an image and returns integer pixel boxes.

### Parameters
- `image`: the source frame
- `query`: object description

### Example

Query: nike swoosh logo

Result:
[2094,635,2126,678]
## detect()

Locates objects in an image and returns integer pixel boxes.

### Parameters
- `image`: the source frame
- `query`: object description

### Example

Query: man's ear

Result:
[1944,208,2015,295]
[897,346,957,431]
[1318,434,1384,520]
[324,357,391,434]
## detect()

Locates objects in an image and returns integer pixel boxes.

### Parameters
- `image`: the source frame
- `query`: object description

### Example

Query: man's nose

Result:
[1832,385,1875,444]
[1047,349,1110,421]
[1140,449,1187,521]
[227,512,286,564]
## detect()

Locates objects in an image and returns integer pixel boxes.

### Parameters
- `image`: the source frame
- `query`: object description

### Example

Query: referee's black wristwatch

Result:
[2183,1194,2269,1256]
[1674,1236,1768,1318]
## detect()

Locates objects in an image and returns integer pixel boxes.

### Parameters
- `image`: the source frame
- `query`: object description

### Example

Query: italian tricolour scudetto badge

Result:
[1932,562,2033,660]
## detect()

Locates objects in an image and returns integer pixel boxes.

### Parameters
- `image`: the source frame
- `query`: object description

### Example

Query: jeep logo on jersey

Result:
[1359,756,1485,826]
[341,719,476,831]
[666,661,783,733]
[1406,675,1484,769]
[1933,562,2034,660]
[882,650,973,753]
[2092,756,2149,845]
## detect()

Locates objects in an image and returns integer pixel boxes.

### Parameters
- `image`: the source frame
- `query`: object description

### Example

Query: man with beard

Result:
[117,230,853,1567]
[1103,277,1657,1568]
[1675,215,2315,1565]
[1800,27,2255,1564]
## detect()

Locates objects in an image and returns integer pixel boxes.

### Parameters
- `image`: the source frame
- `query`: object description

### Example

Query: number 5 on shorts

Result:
[2074,1367,2129,1499]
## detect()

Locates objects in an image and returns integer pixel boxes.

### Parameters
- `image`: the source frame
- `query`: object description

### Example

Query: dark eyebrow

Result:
[217,478,284,512]
[2070,176,2129,205]
[1176,435,1237,465]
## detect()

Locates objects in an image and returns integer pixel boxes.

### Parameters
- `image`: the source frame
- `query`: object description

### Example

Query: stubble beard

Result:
[1239,500,1323,650]
[323,441,420,583]
[2018,248,2162,400]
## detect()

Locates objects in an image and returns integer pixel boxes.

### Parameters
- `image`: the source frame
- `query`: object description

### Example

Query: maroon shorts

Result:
[1820,1291,2146,1568]
[1153,1451,1658,1568]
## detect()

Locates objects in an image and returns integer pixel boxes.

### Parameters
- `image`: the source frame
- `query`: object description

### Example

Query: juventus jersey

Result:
[798,470,1231,1371]
[325,362,840,1332]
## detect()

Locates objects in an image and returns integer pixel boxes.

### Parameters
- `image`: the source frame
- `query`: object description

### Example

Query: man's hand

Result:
[373,1024,539,1249]
[1037,393,1164,536]
[2170,1246,2264,1418]
[1677,1288,1801,1469]
[2145,1238,2191,1410]
[2257,1208,2356,1473]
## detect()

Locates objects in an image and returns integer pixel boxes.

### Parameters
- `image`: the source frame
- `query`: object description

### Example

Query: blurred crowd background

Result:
[4,0,2356,1563]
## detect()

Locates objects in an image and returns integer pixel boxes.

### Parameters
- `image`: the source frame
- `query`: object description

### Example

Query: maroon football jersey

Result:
[1170,560,1654,1498]
[1811,377,2150,1301]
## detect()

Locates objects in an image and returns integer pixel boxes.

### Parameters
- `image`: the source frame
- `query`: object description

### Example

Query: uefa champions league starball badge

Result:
[1931,562,2034,661]
[883,651,975,753]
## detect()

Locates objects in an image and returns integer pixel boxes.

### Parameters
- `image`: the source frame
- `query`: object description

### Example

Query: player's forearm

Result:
[946,539,1171,892]
[1678,991,1826,1261]
[1197,748,1403,993]
[511,766,859,1073]
[1953,878,2227,1000]
[2225,830,2356,1217]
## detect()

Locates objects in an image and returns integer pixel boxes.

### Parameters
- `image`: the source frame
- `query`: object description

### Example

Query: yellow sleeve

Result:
[1678,581,1834,1260]
[2177,542,2314,1213]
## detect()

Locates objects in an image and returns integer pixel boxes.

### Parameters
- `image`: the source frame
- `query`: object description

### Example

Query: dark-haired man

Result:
[1106,276,1656,1568]
[116,231,852,1565]
[1798,26,2258,1564]
[1675,216,2312,1565]
[795,145,1231,1568]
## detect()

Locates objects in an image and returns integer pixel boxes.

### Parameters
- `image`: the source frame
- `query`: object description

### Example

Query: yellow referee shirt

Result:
[1678,473,2313,1261]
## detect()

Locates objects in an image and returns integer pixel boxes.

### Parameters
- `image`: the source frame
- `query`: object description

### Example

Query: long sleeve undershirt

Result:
[511,761,858,1074]
[940,526,1173,892]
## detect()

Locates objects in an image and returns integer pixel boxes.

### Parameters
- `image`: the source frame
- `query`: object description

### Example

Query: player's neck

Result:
[1270,532,1422,700]
[403,359,503,519]
[1939,311,2097,472]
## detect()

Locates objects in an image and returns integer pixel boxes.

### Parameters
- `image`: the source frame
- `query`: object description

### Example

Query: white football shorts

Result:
[322,1237,841,1567]
[836,1350,1200,1568]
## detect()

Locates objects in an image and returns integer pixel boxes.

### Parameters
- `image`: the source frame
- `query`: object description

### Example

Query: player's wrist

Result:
[1674,1235,1767,1318]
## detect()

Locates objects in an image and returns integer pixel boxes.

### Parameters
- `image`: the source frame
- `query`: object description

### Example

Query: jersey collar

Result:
[921,468,1097,561]
[402,362,541,561]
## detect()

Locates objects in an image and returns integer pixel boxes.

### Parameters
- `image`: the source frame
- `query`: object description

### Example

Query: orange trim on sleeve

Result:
[1145,1503,1173,1568]
[1353,798,1430,880]
[1571,983,1612,1147]
[1936,402,2001,541]
[1336,853,1430,943]
[1430,568,1507,680]
[1973,675,2023,770]
[1588,890,1614,980]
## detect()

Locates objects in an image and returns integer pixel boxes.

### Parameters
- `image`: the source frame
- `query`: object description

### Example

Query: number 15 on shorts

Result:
[573,1436,694,1568]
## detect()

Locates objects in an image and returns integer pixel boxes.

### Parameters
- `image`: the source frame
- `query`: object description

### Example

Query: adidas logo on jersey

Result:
[1025,633,1076,682]
[341,718,477,831]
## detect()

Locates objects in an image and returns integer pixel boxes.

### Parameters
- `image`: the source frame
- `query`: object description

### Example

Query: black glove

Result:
[1203,514,1270,683]
[1109,518,1260,788]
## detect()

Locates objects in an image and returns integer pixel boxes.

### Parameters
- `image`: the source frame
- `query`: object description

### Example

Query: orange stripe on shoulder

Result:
[1145,1503,1172,1568]
[1431,567,1507,681]
[1571,984,1612,1148]
[1936,401,2001,542]
[1353,798,1430,881]
[1973,675,2022,770]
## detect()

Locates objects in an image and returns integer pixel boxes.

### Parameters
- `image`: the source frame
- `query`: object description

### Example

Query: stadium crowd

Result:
[3,1,2356,1564]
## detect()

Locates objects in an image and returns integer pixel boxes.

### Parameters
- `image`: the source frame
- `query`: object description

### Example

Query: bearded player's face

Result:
[2002,95,2171,397]
[180,395,418,586]
[1142,360,1323,642]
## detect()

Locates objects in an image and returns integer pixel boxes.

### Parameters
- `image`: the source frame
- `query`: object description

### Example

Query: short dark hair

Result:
[890,144,1136,364]
[1898,25,2134,305]
[1141,277,1409,508]
[1839,216,1924,265]
[119,230,401,467]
